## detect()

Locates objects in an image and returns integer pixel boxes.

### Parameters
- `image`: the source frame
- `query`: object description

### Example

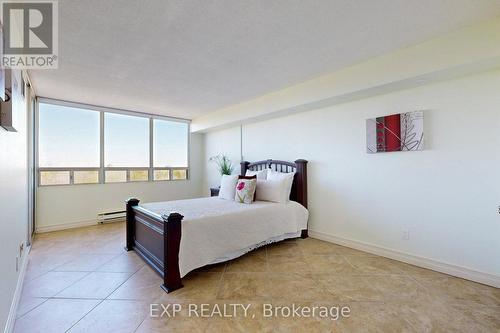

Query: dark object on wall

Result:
[0,68,4,102]
[366,111,424,153]
[125,159,308,293]
[21,76,25,98]
[0,69,17,132]
[0,25,4,102]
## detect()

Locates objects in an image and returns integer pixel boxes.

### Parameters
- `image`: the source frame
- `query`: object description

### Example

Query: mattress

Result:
[141,196,309,276]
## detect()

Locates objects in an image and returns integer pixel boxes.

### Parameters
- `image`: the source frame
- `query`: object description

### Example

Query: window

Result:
[153,119,188,167]
[105,113,149,167]
[38,103,100,185]
[37,100,190,186]
[39,103,100,167]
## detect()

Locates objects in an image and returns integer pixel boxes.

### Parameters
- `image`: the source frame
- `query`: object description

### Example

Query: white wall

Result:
[203,70,500,280]
[202,126,241,194]
[36,133,204,231]
[0,70,29,331]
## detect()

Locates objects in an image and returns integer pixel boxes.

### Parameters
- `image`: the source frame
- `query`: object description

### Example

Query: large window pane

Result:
[105,113,149,167]
[153,120,188,167]
[39,103,100,167]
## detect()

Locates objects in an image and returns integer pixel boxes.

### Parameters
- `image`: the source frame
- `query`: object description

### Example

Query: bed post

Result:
[161,212,184,293]
[240,161,250,175]
[294,159,309,238]
[294,159,308,209]
[125,198,139,251]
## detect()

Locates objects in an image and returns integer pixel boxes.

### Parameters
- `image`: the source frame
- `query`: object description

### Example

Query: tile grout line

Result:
[101,269,140,300]
[14,298,50,321]
[132,311,148,333]
[64,299,106,333]
[214,262,228,299]
[53,234,126,332]
[63,268,142,332]
[15,246,90,319]
[18,240,127,321]
[52,252,123,273]
[49,271,94,298]
[104,265,145,300]
[23,253,77,282]
[22,270,93,302]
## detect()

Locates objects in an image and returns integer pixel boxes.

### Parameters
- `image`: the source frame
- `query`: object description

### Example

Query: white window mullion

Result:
[99,111,105,184]
[149,117,153,181]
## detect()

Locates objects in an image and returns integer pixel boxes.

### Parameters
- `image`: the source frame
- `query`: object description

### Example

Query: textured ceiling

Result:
[29,0,500,119]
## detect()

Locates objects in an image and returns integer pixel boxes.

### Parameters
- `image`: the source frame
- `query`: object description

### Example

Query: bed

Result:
[124,159,308,293]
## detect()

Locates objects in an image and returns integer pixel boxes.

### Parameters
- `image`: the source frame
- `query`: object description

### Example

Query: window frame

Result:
[36,98,190,186]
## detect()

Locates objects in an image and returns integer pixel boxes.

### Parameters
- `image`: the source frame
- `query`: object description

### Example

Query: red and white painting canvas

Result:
[366,111,424,153]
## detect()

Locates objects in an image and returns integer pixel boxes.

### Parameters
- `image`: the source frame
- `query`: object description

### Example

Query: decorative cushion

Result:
[238,175,257,201]
[255,179,288,203]
[266,170,295,202]
[234,177,257,204]
[218,174,238,200]
[245,169,268,180]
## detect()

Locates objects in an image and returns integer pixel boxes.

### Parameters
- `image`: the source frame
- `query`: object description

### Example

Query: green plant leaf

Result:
[209,154,234,176]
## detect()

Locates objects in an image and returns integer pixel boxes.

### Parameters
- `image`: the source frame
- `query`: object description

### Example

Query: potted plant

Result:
[209,154,234,176]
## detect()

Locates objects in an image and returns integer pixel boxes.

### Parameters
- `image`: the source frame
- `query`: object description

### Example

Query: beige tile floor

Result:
[14,222,500,332]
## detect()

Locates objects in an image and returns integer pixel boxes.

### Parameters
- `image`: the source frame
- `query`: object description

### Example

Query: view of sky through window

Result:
[154,119,188,167]
[104,112,149,167]
[38,102,189,170]
[39,103,100,167]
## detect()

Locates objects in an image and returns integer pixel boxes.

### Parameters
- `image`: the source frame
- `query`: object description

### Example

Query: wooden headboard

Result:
[240,159,308,208]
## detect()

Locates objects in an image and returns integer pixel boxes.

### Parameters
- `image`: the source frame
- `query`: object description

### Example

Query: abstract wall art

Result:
[366,111,424,153]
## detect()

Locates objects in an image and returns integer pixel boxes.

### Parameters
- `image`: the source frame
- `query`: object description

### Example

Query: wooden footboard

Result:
[125,198,184,293]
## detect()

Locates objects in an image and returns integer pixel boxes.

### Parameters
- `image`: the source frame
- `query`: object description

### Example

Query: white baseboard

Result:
[3,245,30,333]
[309,230,500,288]
[35,219,98,233]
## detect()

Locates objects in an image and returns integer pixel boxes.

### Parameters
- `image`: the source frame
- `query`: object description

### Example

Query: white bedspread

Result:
[141,197,309,277]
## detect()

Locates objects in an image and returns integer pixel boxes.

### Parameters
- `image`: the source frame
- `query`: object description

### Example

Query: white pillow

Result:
[266,170,295,202]
[245,169,268,180]
[218,174,238,200]
[255,179,287,203]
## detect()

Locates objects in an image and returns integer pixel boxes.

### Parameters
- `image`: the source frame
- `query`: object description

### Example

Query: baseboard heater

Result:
[97,210,126,224]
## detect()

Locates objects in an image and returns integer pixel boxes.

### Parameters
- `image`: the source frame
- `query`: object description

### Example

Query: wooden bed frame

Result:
[125,159,308,293]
